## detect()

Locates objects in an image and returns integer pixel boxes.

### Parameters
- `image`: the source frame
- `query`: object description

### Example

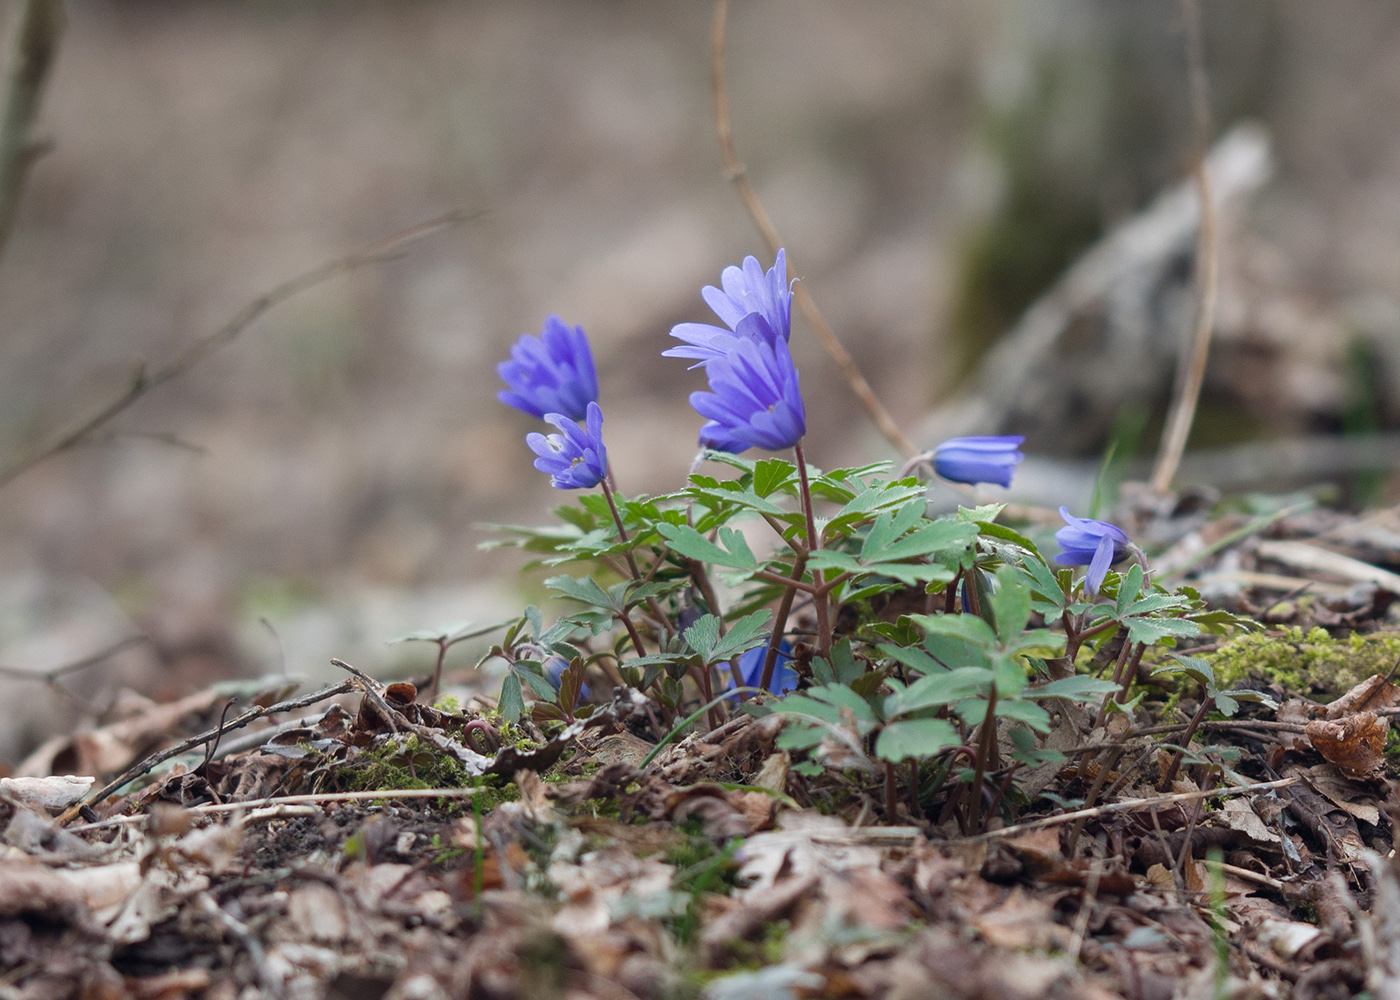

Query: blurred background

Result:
[2,0,1400,762]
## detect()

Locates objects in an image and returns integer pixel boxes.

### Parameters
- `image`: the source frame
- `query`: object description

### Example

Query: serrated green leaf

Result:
[1115,564,1144,617]
[545,574,616,612]
[753,458,797,498]
[957,503,1005,523]
[682,609,772,665]
[1125,594,1192,617]
[992,564,1033,644]
[876,719,960,763]
[1125,616,1201,644]
[911,612,998,648]
[885,666,993,716]
[656,523,759,570]
[499,673,524,724]
[811,638,863,686]
[992,699,1053,732]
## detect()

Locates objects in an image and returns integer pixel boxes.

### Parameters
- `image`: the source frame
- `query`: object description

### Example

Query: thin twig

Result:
[0,633,146,682]
[330,657,401,732]
[1067,858,1103,961]
[1149,0,1217,493]
[964,775,1298,843]
[0,209,472,490]
[68,786,485,833]
[57,679,357,823]
[709,0,915,458]
[0,0,62,266]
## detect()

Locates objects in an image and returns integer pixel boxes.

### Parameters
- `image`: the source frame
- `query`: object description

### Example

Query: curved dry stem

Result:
[0,210,473,491]
[1150,0,1217,493]
[710,0,915,458]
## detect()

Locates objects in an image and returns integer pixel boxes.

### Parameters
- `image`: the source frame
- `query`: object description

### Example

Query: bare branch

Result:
[1150,0,1218,493]
[709,0,916,458]
[0,209,474,491]
[0,0,63,266]
[57,678,357,823]
[0,633,146,684]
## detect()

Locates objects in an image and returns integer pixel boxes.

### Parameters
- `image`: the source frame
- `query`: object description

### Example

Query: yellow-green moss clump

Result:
[1211,627,1400,698]
[346,735,471,792]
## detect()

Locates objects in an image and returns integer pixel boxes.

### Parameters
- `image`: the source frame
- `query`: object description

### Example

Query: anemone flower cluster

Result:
[667,251,806,455]
[497,316,608,491]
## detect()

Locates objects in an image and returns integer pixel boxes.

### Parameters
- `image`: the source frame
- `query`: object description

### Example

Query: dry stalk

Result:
[0,209,472,490]
[710,0,916,458]
[0,0,62,266]
[1150,0,1217,492]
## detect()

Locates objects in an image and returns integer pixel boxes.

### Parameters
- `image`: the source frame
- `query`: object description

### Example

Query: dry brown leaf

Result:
[1215,797,1281,845]
[1325,673,1400,719]
[1303,763,1382,824]
[972,886,1069,951]
[1144,863,1175,891]
[1306,711,1389,777]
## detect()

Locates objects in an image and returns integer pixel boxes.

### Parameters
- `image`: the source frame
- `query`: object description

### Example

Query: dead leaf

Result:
[1215,797,1281,845]
[0,775,94,811]
[1302,763,1382,825]
[1306,711,1389,777]
[1325,673,1400,718]
[1256,918,1324,960]
[750,752,789,793]
[973,886,1069,950]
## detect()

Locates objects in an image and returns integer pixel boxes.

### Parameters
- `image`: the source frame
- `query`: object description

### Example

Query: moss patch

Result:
[1210,627,1400,699]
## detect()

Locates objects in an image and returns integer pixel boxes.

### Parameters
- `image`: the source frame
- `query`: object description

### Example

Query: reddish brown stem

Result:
[757,553,807,695]
[794,443,831,656]
[967,683,998,833]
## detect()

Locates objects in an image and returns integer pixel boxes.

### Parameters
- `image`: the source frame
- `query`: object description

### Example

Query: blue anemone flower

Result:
[729,639,796,695]
[527,402,608,489]
[664,250,791,365]
[543,654,590,699]
[1053,507,1130,598]
[931,436,1025,488]
[497,315,599,421]
[689,337,806,454]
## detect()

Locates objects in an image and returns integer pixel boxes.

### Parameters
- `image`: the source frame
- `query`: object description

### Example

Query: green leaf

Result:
[957,503,1005,523]
[1115,564,1144,617]
[682,610,773,665]
[499,673,524,724]
[811,638,864,686]
[867,518,979,563]
[752,458,797,498]
[884,666,993,716]
[1124,616,1201,644]
[911,612,998,648]
[992,564,1033,644]
[656,523,759,570]
[1124,594,1191,617]
[976,521,1042,555]
[545,574,617,612]
[991,699,1053,733]
[876,719,960,763]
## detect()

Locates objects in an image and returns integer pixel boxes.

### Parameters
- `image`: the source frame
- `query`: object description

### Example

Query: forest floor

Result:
[4,498,1400,1000]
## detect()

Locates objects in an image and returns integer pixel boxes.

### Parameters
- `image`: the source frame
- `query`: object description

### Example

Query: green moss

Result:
[343,735,520,814]
[345,735,470,792]
[1210,627,1400,698]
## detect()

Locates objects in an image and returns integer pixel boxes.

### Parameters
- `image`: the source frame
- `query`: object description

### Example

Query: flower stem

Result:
[1159,691,1213,792]
[793,443,830,655]
[688,559,727,729]
[967,682,998,833]
[600,479,642,580]
[757,552,806,695]
[602,479,674,640]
